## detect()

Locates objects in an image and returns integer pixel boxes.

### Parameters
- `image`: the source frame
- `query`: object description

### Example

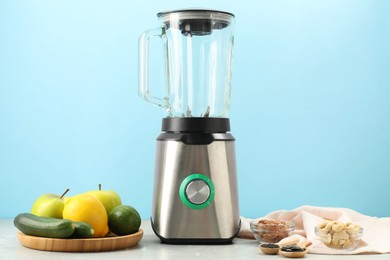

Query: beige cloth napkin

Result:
[238,205,390,254]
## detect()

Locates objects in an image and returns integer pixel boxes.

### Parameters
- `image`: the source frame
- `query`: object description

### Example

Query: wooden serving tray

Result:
[17,229,143,252]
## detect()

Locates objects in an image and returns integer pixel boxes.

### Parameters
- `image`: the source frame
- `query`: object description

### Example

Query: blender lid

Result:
[157,8,235,19]
[157,9,235,36]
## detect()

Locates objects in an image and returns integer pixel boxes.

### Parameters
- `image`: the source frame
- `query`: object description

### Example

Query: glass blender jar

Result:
[139,9,240,244]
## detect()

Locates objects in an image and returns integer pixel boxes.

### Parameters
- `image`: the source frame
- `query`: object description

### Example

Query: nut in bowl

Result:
[250,219,295,244]
[315,220,363,250]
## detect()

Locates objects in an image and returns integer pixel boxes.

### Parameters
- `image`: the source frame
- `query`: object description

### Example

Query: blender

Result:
[138,9,240,244]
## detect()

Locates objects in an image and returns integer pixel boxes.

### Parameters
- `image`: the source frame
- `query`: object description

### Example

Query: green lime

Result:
[108,205,141,236]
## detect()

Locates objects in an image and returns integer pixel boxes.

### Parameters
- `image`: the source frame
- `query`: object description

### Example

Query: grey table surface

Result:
[1,219,389,259]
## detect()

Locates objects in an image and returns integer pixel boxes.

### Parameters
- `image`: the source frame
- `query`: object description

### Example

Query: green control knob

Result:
[179,174,215,210]
[186,179,210,205]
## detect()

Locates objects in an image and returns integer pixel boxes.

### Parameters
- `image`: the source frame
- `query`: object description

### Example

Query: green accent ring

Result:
[179,174,215,210]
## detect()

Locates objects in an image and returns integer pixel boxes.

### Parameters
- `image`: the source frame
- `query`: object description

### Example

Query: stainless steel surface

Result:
[185,179,210,205]
[152,139,240,240]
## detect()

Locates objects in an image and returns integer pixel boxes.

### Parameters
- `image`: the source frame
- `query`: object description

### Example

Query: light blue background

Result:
[1,0,389,219]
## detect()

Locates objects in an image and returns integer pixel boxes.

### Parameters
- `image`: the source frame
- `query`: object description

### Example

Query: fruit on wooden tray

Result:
[108,205,141,236]
[85,184,122,215]
[18,186,141,240]
[31,189,70,219]
[63,193,109,238]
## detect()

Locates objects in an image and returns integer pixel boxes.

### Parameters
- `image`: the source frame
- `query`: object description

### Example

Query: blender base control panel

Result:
[179,174,215,209]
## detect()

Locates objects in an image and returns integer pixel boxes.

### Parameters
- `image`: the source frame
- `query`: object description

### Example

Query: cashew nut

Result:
[316,221,362,249]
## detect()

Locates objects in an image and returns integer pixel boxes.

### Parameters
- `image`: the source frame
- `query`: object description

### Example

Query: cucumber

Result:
[14,213,74,238]
[71,221,94,238]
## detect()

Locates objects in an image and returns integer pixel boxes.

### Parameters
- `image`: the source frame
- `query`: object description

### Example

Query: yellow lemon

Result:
[63,193,109,238]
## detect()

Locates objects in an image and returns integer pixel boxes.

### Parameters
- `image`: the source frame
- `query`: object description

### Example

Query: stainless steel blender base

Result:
[151,137,240,244]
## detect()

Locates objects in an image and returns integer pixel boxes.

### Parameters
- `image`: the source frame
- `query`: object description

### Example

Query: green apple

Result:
[85,184,122,214]
[31,188,70,218]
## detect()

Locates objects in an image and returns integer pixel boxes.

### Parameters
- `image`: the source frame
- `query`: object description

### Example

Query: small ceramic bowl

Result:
[250,219,295,244]
[314,223,363,250]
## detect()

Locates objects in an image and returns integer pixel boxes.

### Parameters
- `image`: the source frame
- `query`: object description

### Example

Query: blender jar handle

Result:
[138,27,168,108]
